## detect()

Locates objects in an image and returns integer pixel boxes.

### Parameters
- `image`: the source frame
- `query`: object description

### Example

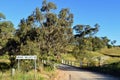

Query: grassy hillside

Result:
[98,47,120,64]
[84,48,120,77]
[99,47,120,57]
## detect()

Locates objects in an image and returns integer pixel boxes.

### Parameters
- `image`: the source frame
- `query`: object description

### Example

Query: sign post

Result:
[16,55,37,77]
[18,59,20,71]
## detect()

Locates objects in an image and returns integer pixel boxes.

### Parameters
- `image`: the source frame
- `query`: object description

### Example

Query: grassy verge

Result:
[0,70,46,80]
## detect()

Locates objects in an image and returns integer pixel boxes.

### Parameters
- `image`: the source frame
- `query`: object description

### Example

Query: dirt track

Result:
[54,64,120,80]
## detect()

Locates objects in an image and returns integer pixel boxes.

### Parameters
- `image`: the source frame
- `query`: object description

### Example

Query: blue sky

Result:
[0,0,120,45]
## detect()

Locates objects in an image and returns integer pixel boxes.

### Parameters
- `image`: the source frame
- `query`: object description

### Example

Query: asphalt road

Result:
[56,64,120,80]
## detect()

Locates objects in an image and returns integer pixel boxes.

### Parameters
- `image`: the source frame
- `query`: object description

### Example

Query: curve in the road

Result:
[57,64,120,80]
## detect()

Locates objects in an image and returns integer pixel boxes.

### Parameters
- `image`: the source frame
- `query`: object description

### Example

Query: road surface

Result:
[54,64,120,80]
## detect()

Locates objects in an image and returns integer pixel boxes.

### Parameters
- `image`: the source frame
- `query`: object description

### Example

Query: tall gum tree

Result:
[14,0,74,68]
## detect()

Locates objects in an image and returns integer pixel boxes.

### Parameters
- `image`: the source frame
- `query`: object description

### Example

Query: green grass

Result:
[0,70,46,80]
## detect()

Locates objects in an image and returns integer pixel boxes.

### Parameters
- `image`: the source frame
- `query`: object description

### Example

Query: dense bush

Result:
[0,62,10,72]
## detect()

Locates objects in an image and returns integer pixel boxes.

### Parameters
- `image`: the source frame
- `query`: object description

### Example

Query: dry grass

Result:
[99,47,120,56]
[0,59,10,63]
[98,47,120,64]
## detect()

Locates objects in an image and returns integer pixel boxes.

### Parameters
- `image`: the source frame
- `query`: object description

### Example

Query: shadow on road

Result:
[57,64,120,80]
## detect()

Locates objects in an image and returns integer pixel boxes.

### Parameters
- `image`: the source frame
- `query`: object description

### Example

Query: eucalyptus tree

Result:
[0,13,15,52]
[0,13,16,68]
[32,0,73,61]
[91,37,106,51]
[73,24,99,38]
[14,0,74,69]
[73,24,99,60]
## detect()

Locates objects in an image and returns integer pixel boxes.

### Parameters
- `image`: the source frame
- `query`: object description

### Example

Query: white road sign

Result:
[16,55,37,59]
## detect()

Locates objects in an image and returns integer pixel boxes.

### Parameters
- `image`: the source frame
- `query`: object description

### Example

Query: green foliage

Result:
[0,20,15,47]
[0,0,74,70]
[72,35,113,61]
[91,37,106,51]
[0,0,118,74]
[72,24,100,60]
[0,54,9,59]
[41,0,57,12]
[0,13,15,69]
[44,64,54,72]
[61,53,76,61]
[0,62,10,72]
[20,60,36,72]
[73,24,99,38]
